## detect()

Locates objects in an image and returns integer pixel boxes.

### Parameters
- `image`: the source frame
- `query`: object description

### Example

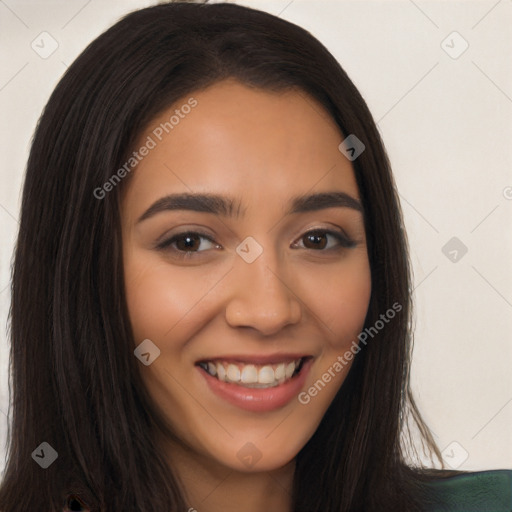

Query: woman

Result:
[0,2,510,511]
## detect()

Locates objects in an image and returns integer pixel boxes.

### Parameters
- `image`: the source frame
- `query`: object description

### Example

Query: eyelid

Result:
[155,226,357,256]
[154,228,216,251]
[292,228,357,249]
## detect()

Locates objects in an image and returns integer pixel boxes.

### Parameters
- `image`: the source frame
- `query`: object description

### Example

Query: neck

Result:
[160,435,295,512]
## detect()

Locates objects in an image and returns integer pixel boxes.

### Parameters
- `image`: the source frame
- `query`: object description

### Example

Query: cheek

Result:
[297,257,371,403]
[332,268,372,344]
[125,248,372,352]
[123,251,230,351]
[124,256,195,344]
[302,255,372,348]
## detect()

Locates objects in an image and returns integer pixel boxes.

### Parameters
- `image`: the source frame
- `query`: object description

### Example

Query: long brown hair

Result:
[0,2,441,510]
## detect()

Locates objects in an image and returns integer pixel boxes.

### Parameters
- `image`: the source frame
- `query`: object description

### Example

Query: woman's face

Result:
[121,79,371,472]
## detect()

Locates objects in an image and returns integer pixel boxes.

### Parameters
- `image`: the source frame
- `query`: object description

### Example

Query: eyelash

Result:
[155,229,357,259]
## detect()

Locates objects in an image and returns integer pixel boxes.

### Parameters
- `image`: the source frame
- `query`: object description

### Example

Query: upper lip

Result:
[196,353,312,365]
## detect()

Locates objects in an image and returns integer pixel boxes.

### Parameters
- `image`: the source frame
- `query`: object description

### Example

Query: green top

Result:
[421,470,512,511]
[63,470,512,511]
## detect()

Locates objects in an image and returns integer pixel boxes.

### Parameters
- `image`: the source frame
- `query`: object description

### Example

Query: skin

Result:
[121,79,371,512]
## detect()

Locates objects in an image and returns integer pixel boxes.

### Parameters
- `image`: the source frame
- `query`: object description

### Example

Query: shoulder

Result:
[416,469,512,511]
[59,471,512,511]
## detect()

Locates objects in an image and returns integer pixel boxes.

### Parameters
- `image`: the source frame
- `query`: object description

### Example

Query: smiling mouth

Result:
[197,357,308,388]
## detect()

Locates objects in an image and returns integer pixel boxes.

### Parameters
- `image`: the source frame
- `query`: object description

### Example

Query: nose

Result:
[224,247,302,336]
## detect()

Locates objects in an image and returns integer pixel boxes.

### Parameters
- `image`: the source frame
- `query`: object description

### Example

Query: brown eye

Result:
[174,233,202,252]
[295,229,356,251]
[156,231,219,256]
[303,231,328,250]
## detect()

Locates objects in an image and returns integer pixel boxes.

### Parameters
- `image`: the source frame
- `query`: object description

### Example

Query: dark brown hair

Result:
[0,2,442,510]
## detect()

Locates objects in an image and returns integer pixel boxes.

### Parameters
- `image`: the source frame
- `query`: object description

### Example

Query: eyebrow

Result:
[136,191,363,223]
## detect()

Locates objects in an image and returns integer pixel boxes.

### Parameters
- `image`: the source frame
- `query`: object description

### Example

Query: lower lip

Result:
[197,358,313,412]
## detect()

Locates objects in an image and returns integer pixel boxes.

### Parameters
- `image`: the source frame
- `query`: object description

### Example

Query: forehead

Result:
[123,79,360,215]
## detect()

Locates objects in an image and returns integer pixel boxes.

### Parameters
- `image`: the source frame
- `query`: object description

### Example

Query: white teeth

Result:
[227,364,240,382]
[200,358,304,388]
[240,365,258,384]
[207,362,217,377]
[258,366,275,384]
[274,363,286,381]
[285,362,296,379]
[216,364,226,381]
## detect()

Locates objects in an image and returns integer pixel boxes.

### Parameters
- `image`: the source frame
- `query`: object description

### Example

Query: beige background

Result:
[0,0,511,475]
